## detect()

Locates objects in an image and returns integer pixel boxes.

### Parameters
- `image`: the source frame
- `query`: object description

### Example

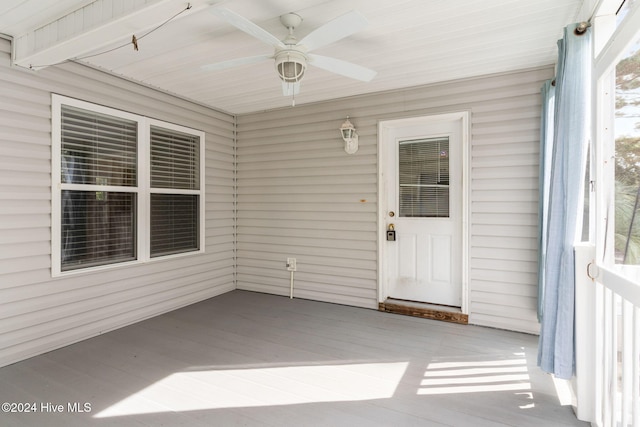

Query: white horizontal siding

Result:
[237,67,551,333]
[0,38,236,367]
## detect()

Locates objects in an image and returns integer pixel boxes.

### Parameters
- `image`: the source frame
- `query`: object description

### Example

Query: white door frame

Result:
[378,111,470,314]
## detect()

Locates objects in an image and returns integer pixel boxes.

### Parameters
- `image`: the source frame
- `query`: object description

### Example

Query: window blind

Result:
[60,105,138,271]
[150,194,199,257]
[61,105,137,187]
[399,137,450,218]
[61,191,136,271]
[150,126,199,190]
[149,126,200,257]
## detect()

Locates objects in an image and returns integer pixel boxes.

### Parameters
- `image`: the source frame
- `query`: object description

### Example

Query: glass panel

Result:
[581,145,591,242]
[61,105,137,187]
[150,194,199,257]
[150,126,200,190]
[614,33,640,265]
[616,0,635,27]
[398,137,450,218]
[61,191,136,271]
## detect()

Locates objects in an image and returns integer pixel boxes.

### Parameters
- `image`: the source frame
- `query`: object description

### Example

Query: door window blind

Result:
[399,137,450,218]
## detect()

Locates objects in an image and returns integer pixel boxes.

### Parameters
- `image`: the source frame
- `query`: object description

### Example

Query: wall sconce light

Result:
[339,116,358,154]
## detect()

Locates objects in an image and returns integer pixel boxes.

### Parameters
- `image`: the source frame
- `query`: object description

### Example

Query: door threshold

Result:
[379,298,468,325]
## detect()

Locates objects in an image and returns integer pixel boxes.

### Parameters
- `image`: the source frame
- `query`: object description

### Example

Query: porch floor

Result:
[0,290,586,426]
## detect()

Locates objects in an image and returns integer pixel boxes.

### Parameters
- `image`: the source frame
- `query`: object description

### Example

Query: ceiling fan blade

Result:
[282,81,300,96]
[308,54,377,82]
[212,8,285,48]
[201,54,271,71]
[300,10,368,52]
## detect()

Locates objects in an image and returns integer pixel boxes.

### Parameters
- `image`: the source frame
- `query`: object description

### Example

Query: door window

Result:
[398,137,450,218]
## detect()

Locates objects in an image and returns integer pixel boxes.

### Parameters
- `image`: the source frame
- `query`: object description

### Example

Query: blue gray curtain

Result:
[537,23,591,379]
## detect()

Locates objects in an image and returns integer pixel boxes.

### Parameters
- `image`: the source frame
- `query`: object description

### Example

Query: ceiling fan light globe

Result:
[278,61,305,82]
[275,51,306,83]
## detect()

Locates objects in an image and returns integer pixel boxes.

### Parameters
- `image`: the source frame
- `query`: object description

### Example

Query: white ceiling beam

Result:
[12,0,218,69]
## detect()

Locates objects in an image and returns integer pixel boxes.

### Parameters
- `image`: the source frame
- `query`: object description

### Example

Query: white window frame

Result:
[51,94,205,277]
[587,2,640,424]
[594,0,640,271]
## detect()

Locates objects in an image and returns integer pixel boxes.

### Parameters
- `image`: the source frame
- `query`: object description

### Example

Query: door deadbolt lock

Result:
[386,223,396,241]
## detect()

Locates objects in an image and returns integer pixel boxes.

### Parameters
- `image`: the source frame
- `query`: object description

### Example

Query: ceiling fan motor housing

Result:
[275,49,306,83]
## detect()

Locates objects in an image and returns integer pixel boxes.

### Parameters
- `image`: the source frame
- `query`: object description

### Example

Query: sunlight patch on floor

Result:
[95,362,409,418]
[418,358,531,395]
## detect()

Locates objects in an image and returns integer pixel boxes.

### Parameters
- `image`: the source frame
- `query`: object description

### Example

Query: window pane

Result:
[150,194,199,257]
[614,35,640,264]
[150,126,200,190]
[61,191,136,271]
[581,145,591,242]
[399,137,450,218]
[616,0,635,27]
[61,105,137,187]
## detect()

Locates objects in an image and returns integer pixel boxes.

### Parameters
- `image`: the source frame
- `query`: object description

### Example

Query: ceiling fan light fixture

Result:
[275,50,306,83]
[204,8,376,100]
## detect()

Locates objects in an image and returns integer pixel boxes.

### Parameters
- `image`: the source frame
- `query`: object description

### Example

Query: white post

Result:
[574,242,596,422]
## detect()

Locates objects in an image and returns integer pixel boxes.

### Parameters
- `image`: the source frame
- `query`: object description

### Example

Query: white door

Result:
[382,116,464,307]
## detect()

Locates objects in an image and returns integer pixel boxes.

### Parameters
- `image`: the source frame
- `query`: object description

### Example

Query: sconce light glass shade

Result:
[339,117,358,154]
[340,117,356,139]
[275,50,306,83]
[341,126,355,140]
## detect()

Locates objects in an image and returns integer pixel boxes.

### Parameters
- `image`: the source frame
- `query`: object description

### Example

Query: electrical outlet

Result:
[286,257,297,272]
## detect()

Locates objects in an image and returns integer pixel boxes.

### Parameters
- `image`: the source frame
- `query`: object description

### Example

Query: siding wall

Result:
[0,38,236,368]
[236,67,552,334]
[0,31,551,367]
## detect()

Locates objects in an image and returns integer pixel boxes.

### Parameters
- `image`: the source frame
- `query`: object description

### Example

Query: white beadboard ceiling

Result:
[0,0,588,114]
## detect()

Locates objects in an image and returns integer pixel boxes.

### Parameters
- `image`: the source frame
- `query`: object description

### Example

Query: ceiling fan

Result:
[203,7,377,98]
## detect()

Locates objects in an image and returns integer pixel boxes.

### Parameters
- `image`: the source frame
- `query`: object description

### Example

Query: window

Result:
[616,0,635,26]
[613,34,640,265]
[398,137,450,218]
[149,125,201,257]
[52,95,205,275]
[595,0,640,281]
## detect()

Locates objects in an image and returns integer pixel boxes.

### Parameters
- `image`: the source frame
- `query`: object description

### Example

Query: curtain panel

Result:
[537,23,592,380]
